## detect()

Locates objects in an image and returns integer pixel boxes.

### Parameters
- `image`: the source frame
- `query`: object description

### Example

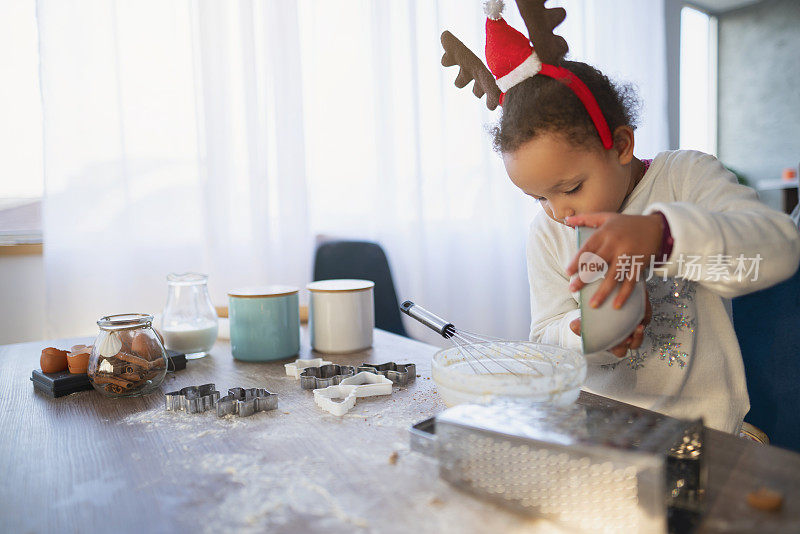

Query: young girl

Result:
[441,1,800,433]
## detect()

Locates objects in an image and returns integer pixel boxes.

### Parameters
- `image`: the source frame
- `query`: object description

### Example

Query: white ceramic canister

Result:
[307,279,375,354]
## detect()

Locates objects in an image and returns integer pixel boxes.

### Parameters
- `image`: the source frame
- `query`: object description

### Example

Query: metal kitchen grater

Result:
[410,401,705,534]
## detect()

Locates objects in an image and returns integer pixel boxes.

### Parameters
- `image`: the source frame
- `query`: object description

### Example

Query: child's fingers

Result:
[569,318,581,335]
[565,231,604,277]
[642,290,652,326]
[610,330,639,358]
[630,325,645,349]
[612,277,638,309]
[610,339,631,358]
[587,260,620,308]
[564,212,613,229]
[568,275,584,293]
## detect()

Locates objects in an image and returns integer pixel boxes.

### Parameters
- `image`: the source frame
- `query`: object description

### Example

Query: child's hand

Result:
[564,212,663,309]
[570,288,652,357]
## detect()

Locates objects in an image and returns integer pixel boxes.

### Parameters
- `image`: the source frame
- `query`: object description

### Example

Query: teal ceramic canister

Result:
[228,285,300,361]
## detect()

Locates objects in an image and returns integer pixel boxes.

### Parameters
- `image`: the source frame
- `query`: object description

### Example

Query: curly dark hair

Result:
[491,60,640,153]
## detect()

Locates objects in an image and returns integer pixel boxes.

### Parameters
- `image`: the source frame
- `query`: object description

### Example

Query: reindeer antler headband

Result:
[441,0,613,150]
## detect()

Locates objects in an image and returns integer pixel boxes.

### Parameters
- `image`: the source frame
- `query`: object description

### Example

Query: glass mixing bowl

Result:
[431,341,586,407]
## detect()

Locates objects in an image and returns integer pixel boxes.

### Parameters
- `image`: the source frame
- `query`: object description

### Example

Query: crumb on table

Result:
[746,487,783,512]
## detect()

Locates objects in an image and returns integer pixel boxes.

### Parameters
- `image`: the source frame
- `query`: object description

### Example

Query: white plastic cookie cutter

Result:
[313,371,393,416]
[285,357,332,379]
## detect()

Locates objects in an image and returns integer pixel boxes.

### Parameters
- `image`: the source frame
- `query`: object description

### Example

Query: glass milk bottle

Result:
[161,273,218,359]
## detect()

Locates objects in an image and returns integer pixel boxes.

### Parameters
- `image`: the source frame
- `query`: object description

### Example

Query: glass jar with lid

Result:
[161,273,219,359]
[87,313,168,397]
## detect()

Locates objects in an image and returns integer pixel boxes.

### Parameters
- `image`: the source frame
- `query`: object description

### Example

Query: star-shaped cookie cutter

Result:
[299,364,356,389]
[358,362,417,386]
[313,371,393,416]
[284,357,332,379]
[165,383,221,413]
[216,387,278,417]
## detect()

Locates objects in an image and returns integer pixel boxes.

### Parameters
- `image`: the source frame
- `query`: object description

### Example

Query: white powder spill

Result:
[193,453,370,533]
[116,387,559,533]
[122,406,247,436]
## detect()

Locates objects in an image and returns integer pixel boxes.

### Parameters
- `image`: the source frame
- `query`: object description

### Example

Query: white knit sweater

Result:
[526,150,800,432]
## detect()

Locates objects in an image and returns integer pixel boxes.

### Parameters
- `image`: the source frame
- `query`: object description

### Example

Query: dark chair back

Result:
[313,240,407,337]
[732,265,800,452]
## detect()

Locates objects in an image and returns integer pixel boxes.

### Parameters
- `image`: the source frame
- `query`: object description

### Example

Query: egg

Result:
[67,345,92,374]
[71,344,92,354]
[747,487,783,512]
[131,332,157,359]
[40,347,69,373]
[117,330,134,351]
[152,327,165,345]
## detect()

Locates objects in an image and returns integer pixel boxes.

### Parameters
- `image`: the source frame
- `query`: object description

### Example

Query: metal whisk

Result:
[400,301,549,378]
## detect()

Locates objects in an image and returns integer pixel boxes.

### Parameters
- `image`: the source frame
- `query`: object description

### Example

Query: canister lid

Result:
[306,279,375,293]
[228,285,299,298]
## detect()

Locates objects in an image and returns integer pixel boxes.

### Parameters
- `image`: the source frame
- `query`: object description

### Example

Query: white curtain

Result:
[38,0,312,338]
[554,0,669,157]
[38,0,667,345]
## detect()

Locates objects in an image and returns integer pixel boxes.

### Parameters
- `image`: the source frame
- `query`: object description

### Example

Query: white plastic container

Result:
[307,279,375,354]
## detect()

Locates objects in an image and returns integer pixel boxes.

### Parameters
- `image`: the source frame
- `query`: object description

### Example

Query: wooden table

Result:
[1,328,798,533]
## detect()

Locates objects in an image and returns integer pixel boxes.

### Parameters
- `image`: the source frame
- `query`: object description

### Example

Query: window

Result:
[0,1,43,244]
[679,6,718,155]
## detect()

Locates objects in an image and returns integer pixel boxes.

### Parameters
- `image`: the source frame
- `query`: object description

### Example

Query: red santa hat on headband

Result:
[478,0,613,149]
[439,0,613,149]
[484,0,543,93]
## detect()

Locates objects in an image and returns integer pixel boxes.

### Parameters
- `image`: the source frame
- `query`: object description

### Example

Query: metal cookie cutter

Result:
[285,357,332,379]
[165,383,220,413]
[217,387,278,417]
[300,364,356,389]
[313,371,393,416]
[358,362,417,386]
